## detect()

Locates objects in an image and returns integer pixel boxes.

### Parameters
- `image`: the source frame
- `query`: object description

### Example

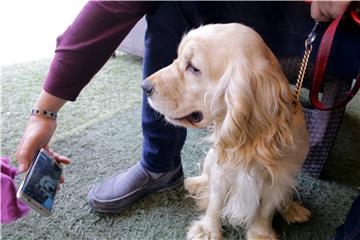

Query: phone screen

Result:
[21,151,62,211]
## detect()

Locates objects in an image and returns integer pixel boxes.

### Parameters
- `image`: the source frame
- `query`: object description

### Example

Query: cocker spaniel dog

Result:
[142,23,311,240]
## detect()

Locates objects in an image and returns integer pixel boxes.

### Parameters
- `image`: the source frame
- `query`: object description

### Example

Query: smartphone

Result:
[17,148,63,216]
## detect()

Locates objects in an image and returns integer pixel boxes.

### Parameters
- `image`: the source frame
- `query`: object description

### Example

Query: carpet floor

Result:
[1,53,359,240]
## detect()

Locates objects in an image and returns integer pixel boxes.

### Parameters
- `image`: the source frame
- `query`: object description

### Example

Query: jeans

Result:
[140,1,360,172]
[334,195,360,240]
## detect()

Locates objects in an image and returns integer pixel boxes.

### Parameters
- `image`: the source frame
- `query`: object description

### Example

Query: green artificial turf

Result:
[1,53,359,240]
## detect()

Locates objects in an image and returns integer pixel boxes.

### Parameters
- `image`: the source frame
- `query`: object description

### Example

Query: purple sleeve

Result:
[43,1,153,101]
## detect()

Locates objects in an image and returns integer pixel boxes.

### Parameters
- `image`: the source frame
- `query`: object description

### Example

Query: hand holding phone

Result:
[17,149,65,216]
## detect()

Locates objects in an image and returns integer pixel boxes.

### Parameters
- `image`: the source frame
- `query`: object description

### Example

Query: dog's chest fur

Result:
[218,162,298,228]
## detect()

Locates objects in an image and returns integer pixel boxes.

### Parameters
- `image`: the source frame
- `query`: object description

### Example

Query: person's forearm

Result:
[44,1,153,101]
[34,89,67,112]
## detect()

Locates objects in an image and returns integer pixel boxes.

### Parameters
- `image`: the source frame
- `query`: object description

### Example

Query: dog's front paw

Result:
[281,201,311,223]
[187,220,222,240]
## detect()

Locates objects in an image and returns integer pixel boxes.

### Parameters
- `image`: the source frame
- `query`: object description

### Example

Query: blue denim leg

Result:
[335,195,360,240]
[140,2,189,172]
[140,2,360,172]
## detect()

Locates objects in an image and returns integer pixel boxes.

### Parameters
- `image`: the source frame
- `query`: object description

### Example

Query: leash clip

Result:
[305,21,320,50]
[293,21,320,104]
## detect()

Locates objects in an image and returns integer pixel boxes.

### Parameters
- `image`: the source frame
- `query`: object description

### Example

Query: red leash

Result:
[310,5,360,110]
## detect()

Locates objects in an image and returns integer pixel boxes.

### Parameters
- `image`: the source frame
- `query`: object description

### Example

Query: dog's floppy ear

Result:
[213,57,294,179]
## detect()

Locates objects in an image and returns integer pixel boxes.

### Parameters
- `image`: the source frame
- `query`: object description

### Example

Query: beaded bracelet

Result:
[31,108,57,120]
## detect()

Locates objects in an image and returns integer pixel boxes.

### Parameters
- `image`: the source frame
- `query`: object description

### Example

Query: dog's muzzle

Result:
[175,111,203,124]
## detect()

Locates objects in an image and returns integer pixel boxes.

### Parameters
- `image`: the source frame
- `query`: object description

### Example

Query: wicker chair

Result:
[118,17,146,58]
[281,58,352,178]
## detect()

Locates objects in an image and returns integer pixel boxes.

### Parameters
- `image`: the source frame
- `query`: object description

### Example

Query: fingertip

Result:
[18,163,27,173]
[58,157,71,164]
[63,158,71,164]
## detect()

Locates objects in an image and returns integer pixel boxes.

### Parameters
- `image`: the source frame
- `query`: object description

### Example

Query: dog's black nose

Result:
[141,78,154,96]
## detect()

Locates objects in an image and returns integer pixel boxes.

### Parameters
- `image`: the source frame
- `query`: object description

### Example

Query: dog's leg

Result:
[184,149,216,211]
[280,201,311,224]
[187,164,228,240]
[184,176,209,211]
[184,176,208,194]
[247,199,277,240]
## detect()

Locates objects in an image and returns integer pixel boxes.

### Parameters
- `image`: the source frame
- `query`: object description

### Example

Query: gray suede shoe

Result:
[87,162,183,213]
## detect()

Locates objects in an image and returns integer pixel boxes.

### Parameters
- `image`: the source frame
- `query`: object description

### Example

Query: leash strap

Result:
[310,5,360,111]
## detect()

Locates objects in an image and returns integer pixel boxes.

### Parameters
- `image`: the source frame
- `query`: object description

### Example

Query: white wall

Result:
[0,0,87,65]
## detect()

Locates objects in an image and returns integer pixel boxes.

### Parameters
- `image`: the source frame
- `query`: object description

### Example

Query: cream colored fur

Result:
[146,23,311,240]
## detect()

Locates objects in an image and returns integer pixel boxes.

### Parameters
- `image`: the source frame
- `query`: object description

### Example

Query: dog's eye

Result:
[187,63,201,74]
